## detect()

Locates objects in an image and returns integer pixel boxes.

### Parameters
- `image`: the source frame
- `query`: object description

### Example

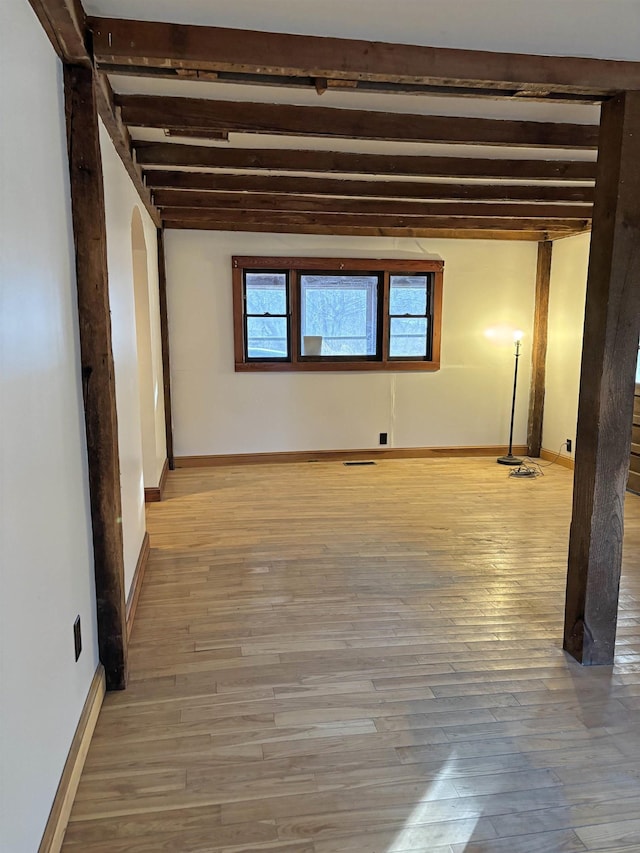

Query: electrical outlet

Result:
[73,616,82,661]
[566,439,573,453]
[379,432,388,445]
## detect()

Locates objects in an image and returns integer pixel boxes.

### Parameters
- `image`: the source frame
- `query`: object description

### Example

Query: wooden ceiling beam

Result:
[90,16,640,101]
[160,208,586,232]
[162,220,569,242]
[27,0,88,63]
[136,143,596,182]
[117,95,598,149]
[153,190,592,220]
[95,74,161,227]
[24,3,161,226]
[89,64,608,104]
[145,171,595,203]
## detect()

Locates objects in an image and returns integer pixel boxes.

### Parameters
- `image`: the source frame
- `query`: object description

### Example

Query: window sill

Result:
[235,360,441,372]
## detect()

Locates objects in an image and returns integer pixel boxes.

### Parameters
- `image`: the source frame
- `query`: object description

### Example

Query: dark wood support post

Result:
[64,64,128,690]
[564,91,640,666]
[157,228,175,469]
[527,241,553,457]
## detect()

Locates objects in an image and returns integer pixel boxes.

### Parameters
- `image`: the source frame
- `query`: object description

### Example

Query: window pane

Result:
[246,316,288,358]
[389,317,428,358]
[246,272,287,315]
[300,274,378,356]
[389,275,428,316]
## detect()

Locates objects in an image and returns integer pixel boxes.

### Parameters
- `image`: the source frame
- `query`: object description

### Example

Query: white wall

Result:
[132,237,157,485]
[166,231,537,456]
[542,232,591,462]
[131,209,167,488]
[99,125,165,594]
[0,2,99,850]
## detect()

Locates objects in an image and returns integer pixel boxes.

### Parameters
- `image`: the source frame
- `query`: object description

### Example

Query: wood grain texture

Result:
[62,458,640,852]
[154,191,592,221]
[175,445,530,467]
[232,257,444,271]
[163,210,586,235]
[135,143,597,181]
[94,74,161,228]
[89,16,640,100]
[23,4,161,227]
[145,172,596,204]
[27,0,88,64]
[565,91,640,666]
[38,666,105,853]
[64,64,127,691]
[118,94,599,149]
[527,242,553,457]
[165,221,561,242]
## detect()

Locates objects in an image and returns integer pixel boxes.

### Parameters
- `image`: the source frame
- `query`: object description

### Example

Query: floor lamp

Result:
[497,330,523,466]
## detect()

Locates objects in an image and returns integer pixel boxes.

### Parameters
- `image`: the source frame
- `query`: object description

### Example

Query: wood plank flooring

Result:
[63,458,640,852]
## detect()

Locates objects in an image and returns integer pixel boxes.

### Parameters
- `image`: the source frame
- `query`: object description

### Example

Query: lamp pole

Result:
[497,334,523,466]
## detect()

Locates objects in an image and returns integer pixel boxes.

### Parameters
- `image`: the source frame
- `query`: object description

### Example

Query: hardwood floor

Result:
[63,458,640,852]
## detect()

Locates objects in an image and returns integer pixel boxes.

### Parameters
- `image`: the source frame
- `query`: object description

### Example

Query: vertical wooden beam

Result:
[564,91,640,666]
[527,241,553,457]
[64,64,128,690]
[157,228,174,469]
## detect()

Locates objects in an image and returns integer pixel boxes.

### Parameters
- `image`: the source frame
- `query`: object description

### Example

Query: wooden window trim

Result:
[242,268,291,363]
[232,256,444,372]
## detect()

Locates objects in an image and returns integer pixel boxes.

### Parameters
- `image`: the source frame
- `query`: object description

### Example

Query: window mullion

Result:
[290,269,299,363]
[381,271,390,363]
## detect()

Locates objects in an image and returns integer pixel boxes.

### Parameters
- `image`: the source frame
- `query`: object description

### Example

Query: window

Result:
[233,257,443,372]
[300,273,380,358]
[244,271,290,360]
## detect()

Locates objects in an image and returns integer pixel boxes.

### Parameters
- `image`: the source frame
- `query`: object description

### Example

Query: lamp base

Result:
[497,454,523,466]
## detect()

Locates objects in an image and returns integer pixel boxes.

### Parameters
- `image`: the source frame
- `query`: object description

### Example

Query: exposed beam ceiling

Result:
[135,144,596,182]
[162,213,585,242]
[95,75,160,226]
[145,172,595,203]
[161,222,566,241]
[26,0,161,225]
[28,0,613,238]
[29,0,88,63]
[152,190,592,221]
[117,94,598,149]
[161,208,587,231]
[90,16,640,103]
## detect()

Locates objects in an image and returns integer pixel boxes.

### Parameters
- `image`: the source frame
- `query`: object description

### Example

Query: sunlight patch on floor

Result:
[386,754,479,852]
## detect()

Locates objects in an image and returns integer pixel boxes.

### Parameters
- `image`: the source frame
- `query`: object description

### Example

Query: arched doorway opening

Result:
[131,207,160,489]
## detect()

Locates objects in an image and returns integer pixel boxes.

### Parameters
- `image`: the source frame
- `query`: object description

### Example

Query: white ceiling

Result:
[86,0,640,61]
